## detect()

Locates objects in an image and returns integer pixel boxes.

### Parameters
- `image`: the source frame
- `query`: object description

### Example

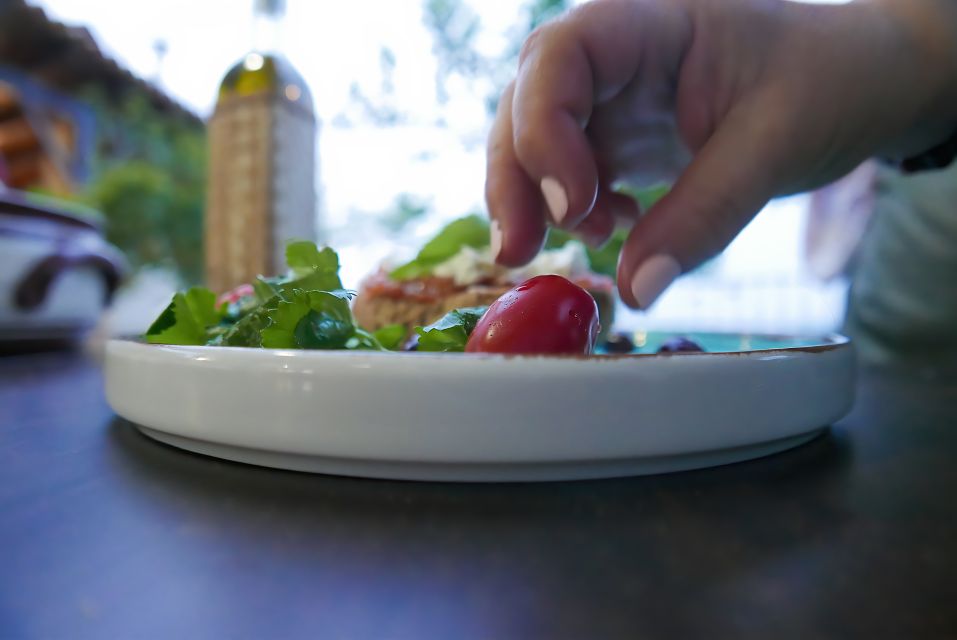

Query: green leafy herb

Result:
[286,241,339,278]
[348,328,387,351]
[372,324,407,351]
[390,214,489,280]
[586,229,627,277]
[143,243,366,349]
[145,287,224,345]
[252,276,281,302]
[543,228,626,279]
[220,294,283,347]
[280,243,343,293]
[615,182,670,210]
[261,290,355,349]
[142,241,482,352]
[542,183,670,278]
[415,306,487,352]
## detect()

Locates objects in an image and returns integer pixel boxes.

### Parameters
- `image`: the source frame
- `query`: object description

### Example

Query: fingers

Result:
[510,25,598,232]
[569,201,615,248]
[486,82,547,267]
[510,1,653,229]
[571,188,640,248]
[616,107,785,309]
[487,0,691,266]
[487,0,690,264]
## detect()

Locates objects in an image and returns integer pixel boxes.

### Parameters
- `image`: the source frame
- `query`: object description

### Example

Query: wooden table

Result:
[1,351,955,638]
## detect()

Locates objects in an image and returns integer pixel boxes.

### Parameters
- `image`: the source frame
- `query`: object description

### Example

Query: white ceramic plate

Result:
[105,334,855,482]
[106,335,854,481]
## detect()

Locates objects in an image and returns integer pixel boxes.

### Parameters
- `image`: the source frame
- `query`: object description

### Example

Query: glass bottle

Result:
[205,0,320,293]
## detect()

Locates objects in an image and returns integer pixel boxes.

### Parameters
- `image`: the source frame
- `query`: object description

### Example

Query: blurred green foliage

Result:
[380,193,432,232]
[423,0,484,105]
[423,0,572,117]
[78,89,206,283]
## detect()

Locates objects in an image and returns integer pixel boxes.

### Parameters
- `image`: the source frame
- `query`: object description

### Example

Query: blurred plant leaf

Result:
[390,214,489,280]
[260,289,355,349]
[145,286,224,345]
[79,88,206,284]
[372,324,408,350]
[380,194,431,232]
[614,182,671,210]
[415,306,487,352]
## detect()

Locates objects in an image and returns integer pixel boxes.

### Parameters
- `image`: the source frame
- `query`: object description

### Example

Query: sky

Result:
[34,0,849,332]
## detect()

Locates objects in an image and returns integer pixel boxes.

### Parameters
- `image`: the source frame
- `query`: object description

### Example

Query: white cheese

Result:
[507,242,591,282]
[431,242,591,287]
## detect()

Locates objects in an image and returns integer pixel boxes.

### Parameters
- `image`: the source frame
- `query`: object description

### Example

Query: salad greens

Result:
[545,183,670,278]
[415,306,488,352]
[259,290,355,349]
[388,184,669,282]
[616,182,670,210]
[250,242,344,303]
[144,287,225,346]
[371,324,408,351]
[390,214,490,280]
[543,228,624,278]
[145,242,401,351]
[143,185,672,352]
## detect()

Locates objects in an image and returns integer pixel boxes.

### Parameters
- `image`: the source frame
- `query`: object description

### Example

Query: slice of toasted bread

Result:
[353,284,510,335]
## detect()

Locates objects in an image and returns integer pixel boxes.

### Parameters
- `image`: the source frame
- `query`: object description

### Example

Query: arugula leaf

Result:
[260,290,355,349]
[543,228,625,279]
[145,287,224,345]
[586,229,627,277]
[217,245,346,347]
[615,182,670,210]
[280,245,342,294]
[390,215,489,280]
[245,242,344,302]
[286,241,340,278]
[348,328,386,351]
[415,306,487,352]
[183,287,223,327]
[541,184,669,278]
[543,227,572,251]
[142,243,357,349]
[252,276,281,302]
[372,324,407,351]
[220,294,284,347]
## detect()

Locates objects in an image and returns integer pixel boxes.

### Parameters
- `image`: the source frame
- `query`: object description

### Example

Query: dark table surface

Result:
[1,350,956,639]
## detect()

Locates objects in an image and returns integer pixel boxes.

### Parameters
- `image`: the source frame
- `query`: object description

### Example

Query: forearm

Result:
[868,0,957,160]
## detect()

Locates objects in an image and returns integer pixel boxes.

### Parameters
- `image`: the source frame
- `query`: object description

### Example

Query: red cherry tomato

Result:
[466,275,600,355]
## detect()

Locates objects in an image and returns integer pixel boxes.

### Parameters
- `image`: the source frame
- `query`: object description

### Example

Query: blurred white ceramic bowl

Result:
[0,189,124,349]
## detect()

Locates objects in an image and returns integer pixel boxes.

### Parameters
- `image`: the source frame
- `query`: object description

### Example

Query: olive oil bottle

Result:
[205,0,320,293]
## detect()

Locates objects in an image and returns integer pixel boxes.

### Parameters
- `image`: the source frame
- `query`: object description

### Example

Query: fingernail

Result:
[630,254,681,309]
[490,219,503,261]
[540,176,568,224]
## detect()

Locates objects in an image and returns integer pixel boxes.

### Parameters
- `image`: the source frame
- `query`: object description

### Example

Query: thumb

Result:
[616,111,786,309]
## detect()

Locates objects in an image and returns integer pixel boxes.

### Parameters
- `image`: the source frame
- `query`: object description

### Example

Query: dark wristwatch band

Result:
[893,127,957,173]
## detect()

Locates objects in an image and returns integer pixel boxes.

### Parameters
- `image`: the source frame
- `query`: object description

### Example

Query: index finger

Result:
[510,0,690,225]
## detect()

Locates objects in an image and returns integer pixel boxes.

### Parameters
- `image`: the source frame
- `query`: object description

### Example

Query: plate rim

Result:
[110,331,851,361]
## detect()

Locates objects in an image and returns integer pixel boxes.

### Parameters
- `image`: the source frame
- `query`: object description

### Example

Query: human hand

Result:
[485,0,957,308]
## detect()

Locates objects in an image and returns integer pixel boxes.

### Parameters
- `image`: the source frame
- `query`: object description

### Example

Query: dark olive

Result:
[602,331,636,354]
[657,336,705,354]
